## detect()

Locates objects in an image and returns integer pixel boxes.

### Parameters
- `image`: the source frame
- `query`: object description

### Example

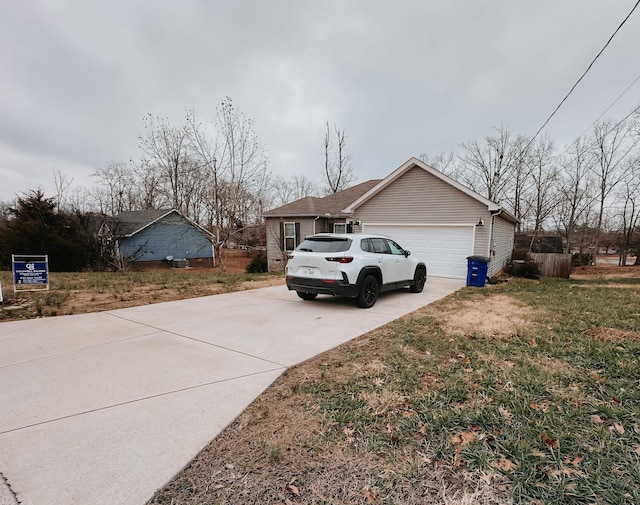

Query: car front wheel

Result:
[410,267,427,293]
[356,275,379,308]
[297,291,318,300]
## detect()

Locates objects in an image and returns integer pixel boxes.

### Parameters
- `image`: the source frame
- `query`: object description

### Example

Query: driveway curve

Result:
[0,278,463,505]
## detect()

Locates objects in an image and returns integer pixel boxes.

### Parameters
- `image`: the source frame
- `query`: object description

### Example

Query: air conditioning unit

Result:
[171,259,189,269]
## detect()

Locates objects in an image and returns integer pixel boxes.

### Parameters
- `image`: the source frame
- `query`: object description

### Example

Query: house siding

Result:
[266,217,318,271]
[488,214,515,277]
[354,167,491,256]
[119,212,213,262]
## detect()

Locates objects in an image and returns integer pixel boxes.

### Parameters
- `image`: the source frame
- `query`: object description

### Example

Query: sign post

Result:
[12,255,50,292]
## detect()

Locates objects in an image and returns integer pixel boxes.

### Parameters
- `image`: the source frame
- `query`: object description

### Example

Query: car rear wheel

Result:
[410,267,427,293]
[296,291,318,300]
[356,275,379,308]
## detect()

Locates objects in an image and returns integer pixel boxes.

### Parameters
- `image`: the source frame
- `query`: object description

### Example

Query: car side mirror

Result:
[404,250,411,257]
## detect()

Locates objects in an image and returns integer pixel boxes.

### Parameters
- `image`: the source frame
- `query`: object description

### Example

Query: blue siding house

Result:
[113,209,215,267]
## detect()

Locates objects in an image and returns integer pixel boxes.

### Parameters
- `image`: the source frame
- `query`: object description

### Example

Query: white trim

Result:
[283,221,297,251]
[343,157,500,214]
[362,222,478,228]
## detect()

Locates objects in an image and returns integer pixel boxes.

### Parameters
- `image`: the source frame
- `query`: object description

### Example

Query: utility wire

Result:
[521,0,640,155]
[576,71,640,139]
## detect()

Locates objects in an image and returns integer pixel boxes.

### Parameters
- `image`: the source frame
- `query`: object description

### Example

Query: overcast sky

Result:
[1,0,639,204]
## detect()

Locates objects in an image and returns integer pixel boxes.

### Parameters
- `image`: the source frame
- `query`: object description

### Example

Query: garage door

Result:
[363,225,475,279]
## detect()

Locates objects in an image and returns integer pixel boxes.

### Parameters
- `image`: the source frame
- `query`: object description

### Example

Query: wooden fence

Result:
[530,253,572,278]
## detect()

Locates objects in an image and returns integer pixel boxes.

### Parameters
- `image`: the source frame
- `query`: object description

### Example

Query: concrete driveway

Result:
[0,278,463,505]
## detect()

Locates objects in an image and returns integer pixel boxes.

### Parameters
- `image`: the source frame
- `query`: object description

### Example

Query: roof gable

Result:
[263,179,382,217]
[113,209,214,239]
[343,157,501,213]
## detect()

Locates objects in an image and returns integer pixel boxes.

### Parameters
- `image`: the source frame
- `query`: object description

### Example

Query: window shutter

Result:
[280,221,284,251]
[346,223,353,233]
[295,222,300,248]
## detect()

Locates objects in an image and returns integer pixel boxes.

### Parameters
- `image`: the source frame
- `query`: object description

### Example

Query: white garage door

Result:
[363,225,475,279]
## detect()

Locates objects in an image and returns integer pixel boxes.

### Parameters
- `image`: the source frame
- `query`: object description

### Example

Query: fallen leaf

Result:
[541,433,558,449]
[531,448,548,458]
[362,487,377,504]
[589,370,601,381]
[528,338,537,347]
[610,422,625,434]
[589,414,604,425]
[373,377,385,386]
[499,407,513,425]
[493,457,517,471]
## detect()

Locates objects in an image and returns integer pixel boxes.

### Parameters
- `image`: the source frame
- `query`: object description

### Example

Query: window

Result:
[283,222,297,251]
[333,223,347,234]
[297,236,352,253]
[386,240,405,255]
[370,238,390,254]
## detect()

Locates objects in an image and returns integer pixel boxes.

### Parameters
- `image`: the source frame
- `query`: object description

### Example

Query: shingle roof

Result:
[112,209,174,236]
[263,180,382,217]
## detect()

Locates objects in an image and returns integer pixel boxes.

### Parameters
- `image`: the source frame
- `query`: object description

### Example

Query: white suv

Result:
[285,233,427,308]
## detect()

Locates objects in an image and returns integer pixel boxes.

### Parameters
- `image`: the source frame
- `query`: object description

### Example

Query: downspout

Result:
[489,209,504,259]
[313,216,320,234]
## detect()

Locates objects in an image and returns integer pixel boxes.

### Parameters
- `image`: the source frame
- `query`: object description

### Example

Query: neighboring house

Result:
[264,157,518,279]
[107,209,215,267]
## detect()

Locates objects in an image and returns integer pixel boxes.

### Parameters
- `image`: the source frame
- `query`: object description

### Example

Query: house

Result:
[264,157,518,279]
[108,209,215,267]
[263,179,381,271]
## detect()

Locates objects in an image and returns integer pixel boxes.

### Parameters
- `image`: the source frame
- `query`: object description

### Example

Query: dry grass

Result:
[419,294,535,338]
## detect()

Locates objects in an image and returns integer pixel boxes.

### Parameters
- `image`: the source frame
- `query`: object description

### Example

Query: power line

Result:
[577,71,640,139]
[522,0,640,154]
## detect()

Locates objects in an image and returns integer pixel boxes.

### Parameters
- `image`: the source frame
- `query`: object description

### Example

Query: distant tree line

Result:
[1,96,638,270]
[0,97,355,270]
[421,114,640,264]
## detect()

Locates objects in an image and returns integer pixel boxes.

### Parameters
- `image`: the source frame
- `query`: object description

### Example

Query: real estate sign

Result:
[12,254,49,292]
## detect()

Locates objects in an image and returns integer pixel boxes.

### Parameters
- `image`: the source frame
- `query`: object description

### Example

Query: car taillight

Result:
[325,256,353,263]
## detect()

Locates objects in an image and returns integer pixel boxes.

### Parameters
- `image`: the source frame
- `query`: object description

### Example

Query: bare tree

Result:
[459,125,525,206]
[270,174,319,207]
[186,98,269,269]
[138,113,195,213]
[52,167,73,211]
[589,119,638,259]
[614,153,640,265]
[526,136,559,234]
[418,151,458,176]
[91,161,137,215]
[553,137,595,253]
[324,122,356,194]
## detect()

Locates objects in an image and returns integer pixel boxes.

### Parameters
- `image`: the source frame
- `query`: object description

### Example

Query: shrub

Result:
[572,252,593,266]
[506,250,540,279]
[246,251,268,273]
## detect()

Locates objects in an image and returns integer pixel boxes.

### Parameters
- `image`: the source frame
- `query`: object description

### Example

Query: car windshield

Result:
[296,237,352,253]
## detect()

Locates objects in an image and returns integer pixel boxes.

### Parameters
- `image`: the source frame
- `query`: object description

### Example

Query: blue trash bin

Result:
[466,256,490,287]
